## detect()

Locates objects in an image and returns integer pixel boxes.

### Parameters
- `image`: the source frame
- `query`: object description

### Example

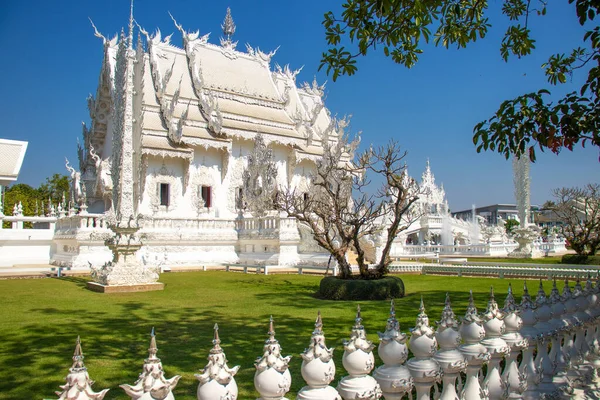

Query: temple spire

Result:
[222,7,236,40]
[128,0,134,49]
[220,7,237,49]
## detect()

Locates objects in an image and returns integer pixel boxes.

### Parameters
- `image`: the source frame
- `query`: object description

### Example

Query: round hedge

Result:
[318,276,405,300]
[561,254,600,265]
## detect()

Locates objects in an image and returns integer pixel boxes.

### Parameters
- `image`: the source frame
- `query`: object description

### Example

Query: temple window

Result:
[159,183,170,206]
[303,193,309,202]
[236,187,244,209]
[201,186,212,208]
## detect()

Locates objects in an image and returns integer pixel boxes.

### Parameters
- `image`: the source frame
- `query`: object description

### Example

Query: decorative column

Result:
[374,300,413,400]
[196,324,240,400]
[407,298,441,400]
[297,311,340,400]
[594,275,600,357]
[54,336,109,400]
[338,306,382,400]
[434,293,467,400]
[547,279,570,389]
[533,280,556,395]
[561,280,579,368]
[584,275,600,378]
[572,279,592,368]
[86,15,163,293]
[501,284,528,399]
[518,281,540,399]
[459,290,490,399]
[121,328,181,399]
[254,317,291,400]
[481,287,510,400]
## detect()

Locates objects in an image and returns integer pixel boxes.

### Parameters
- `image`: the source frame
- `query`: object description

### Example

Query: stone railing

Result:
[422,263,599,279]
[236,215,280,232]
[55,213,108,232]
[0,214,57,230]
[143,216,236,231]
[401,240,567,257]
[49,279,600,399]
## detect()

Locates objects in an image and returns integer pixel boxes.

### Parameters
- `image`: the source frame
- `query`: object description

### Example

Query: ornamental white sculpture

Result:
[407,298,441,400]
[534,280,556,396]
[337,305,382,400]
[54,336,109,400]
[196,323,240,400]
[120,328,181,400]
[434,293,466,400]
[547,279,570,385]
[459,290,490,399]
[501,284,528,399]
[509,155,542,258]
[481,287,510,400]
[297,311,341,400]
[518,281,540,398]
[254,316,291,400]
[374,300,413,400]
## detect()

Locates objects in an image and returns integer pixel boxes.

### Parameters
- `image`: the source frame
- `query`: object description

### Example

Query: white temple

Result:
[52,8,349,269]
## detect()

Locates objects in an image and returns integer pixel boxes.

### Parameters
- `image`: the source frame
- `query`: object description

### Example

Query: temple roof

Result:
[0,139,28,186]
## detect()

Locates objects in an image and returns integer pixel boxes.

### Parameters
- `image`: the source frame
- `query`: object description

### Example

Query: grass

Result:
[0,272,560,400]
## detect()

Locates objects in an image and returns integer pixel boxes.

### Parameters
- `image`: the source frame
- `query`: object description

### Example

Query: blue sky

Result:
[1,0,597,211]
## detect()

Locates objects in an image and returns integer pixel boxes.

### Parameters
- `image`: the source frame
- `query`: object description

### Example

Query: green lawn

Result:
[0,272,559,399]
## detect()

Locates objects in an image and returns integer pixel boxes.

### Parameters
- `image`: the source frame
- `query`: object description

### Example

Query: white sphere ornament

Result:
[297,311,341,400]
[120,328,181,400]
[196,324,240,400]
[374,299,413,400]
[407,298,441,400]
[337,305,382,400]
[254,316,291,400]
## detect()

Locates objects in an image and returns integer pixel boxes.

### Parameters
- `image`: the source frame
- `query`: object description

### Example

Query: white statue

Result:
[65,158,83,203]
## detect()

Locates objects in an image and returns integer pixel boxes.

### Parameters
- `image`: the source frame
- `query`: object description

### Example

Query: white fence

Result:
[51,281,600,399]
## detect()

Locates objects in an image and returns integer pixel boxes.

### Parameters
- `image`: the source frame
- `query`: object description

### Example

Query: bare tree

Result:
[277,136,422,279]
[552,183,600,256]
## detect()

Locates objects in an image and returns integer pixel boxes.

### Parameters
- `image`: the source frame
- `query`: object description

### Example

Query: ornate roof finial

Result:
[355,304,363,328]
[586,273,594,292]
[504,283,518,313]
[128,0,134,49]
[211,323,223,354]
[72,336,85,370]
[521,281,535,309]
[313,310,323,335]
[221,7,236,48]
[562,278,572,299]
[267,315,276,342]
[536,279,547,304]
[437,292,459,329]
[148,327,158,360]
[390,299,396,318]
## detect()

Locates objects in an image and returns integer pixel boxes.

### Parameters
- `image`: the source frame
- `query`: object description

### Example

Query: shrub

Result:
[318,276,405,300]
[561,254,600,265]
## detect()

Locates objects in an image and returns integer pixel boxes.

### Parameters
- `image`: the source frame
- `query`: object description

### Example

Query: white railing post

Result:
[297,311,340,400]
[254,317,291,400]
[196,324,239,400]
[407,298,441,400]
[459,290,490,399]
[337,306,382,400]
[374,300,413,399]
[434,294,466,400]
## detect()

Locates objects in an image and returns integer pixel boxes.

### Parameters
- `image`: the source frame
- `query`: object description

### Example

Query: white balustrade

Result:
[47,281,600,400]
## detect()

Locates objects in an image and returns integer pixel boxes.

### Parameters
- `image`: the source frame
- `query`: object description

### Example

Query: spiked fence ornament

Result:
[120,328,181,400]
[196,324,239,400]
[54,336,110,400]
